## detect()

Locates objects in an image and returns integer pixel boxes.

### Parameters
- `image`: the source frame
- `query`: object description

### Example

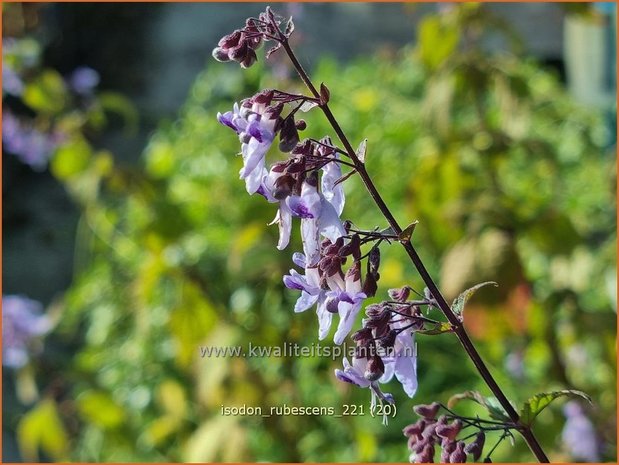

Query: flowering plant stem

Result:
[280,39,550,464]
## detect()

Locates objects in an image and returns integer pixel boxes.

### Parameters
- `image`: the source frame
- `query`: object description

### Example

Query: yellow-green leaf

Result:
[76,391,126,429]
[23,70,67,114]
[50,136,92,180]
[17,398,69,461]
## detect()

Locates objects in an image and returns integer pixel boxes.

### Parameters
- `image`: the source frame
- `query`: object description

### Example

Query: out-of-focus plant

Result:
[5,3,615,463]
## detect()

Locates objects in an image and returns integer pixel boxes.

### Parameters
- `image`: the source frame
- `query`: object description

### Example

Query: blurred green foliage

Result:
[8,4,616,462]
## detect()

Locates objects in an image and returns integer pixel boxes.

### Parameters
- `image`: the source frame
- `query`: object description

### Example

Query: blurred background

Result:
[2,2,616,462]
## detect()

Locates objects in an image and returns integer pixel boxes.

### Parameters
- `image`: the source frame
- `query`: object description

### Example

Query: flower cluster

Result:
[214,8,419,413]
[212,7,292,68]
[404,403,487,463]
[3,34,101,169]
[2,110,64,170]
[2,295,51,369]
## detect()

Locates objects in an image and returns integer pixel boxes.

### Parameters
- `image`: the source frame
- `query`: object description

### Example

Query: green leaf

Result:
[17,398,69,461]
[417,16,460,70]
[77,391,126,429]
[417,321,452,335]
[398,220,419,242]
[50,136,92,180]
[451,281,498,318]
[519,390,591,426]
[23,70,67,114]
[448,391,512,422]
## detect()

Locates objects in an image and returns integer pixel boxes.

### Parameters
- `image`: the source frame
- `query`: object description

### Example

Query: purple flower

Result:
[2,295,51,368]
[68,66,100,95]
[321,155,345,216]
[288,177,346,264]
[562,401,600,462]
[217,100,278,194]
[331,264,367,345]
[381,319,418,398]
[335,356,395,424]
[284,250,367,345]
[2,111,62,170]
[2,66,24,96]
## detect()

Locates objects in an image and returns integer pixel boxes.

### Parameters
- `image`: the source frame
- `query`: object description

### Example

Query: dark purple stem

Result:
[280,39,549,463]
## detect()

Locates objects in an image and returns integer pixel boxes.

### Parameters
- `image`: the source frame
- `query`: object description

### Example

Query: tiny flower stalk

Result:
[213,7,549,463]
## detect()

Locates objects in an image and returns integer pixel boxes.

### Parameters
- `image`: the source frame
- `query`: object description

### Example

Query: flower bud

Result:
[295,119,307,130]
[339,234,361,259]
[413,402,441,420]
[388,286,411,302]
[376,329,397,352]
[364,355,385,381]
[352,327,373,343]
[252,89,275,105]
[279,117,299,152]
[218,30,242,48]
[212,47,231,62]
[273,174,295,200]
[240,49,257,69]
[449,441,467,463]
[416,443,435,463]
[362,272,378,298]
[436,420,462,442]
[441,439,457,463]
[228,40,250,61]
[463,432,485,461]
[403,419,427,437]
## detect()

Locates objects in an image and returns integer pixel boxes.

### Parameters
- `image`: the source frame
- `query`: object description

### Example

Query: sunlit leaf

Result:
[519,390,591,426]
[452,281,498,319]
[50,136,92,180]
[17,399,69,461]
[77,391,126,429]
[23,70,67,114]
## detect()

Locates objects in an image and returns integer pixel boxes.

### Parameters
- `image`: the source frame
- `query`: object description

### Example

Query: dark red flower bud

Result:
[279,117,299,152]
[212,47,231,62]
[413,402,441,420]
[403,419,427,437]
[416,443,435,463]
[339,234,361,259]
[463,432,485,461]
[218,30,242,48]
[273,174,295,200]
[362,273,378,298]
[388,286,411,302]
[441,439,457,463]
[449,441,467,463]
[352,327,373,343]
[436,420,462,442]
[228,40,250,61]
[364,355,385,381]
[252,89,275,105]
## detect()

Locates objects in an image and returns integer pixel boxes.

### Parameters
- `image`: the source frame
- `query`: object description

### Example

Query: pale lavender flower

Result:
[287,175,346,263]
[335,356,395,424]
[331,264,367,345]
[2,111,62,170]
[2,66,24,96]
[562,401,601,462]
[381,318,418,398]
[217,99,278,194]
[2,295,51,368]
[321,154,345,216]
[68,66,100,95]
